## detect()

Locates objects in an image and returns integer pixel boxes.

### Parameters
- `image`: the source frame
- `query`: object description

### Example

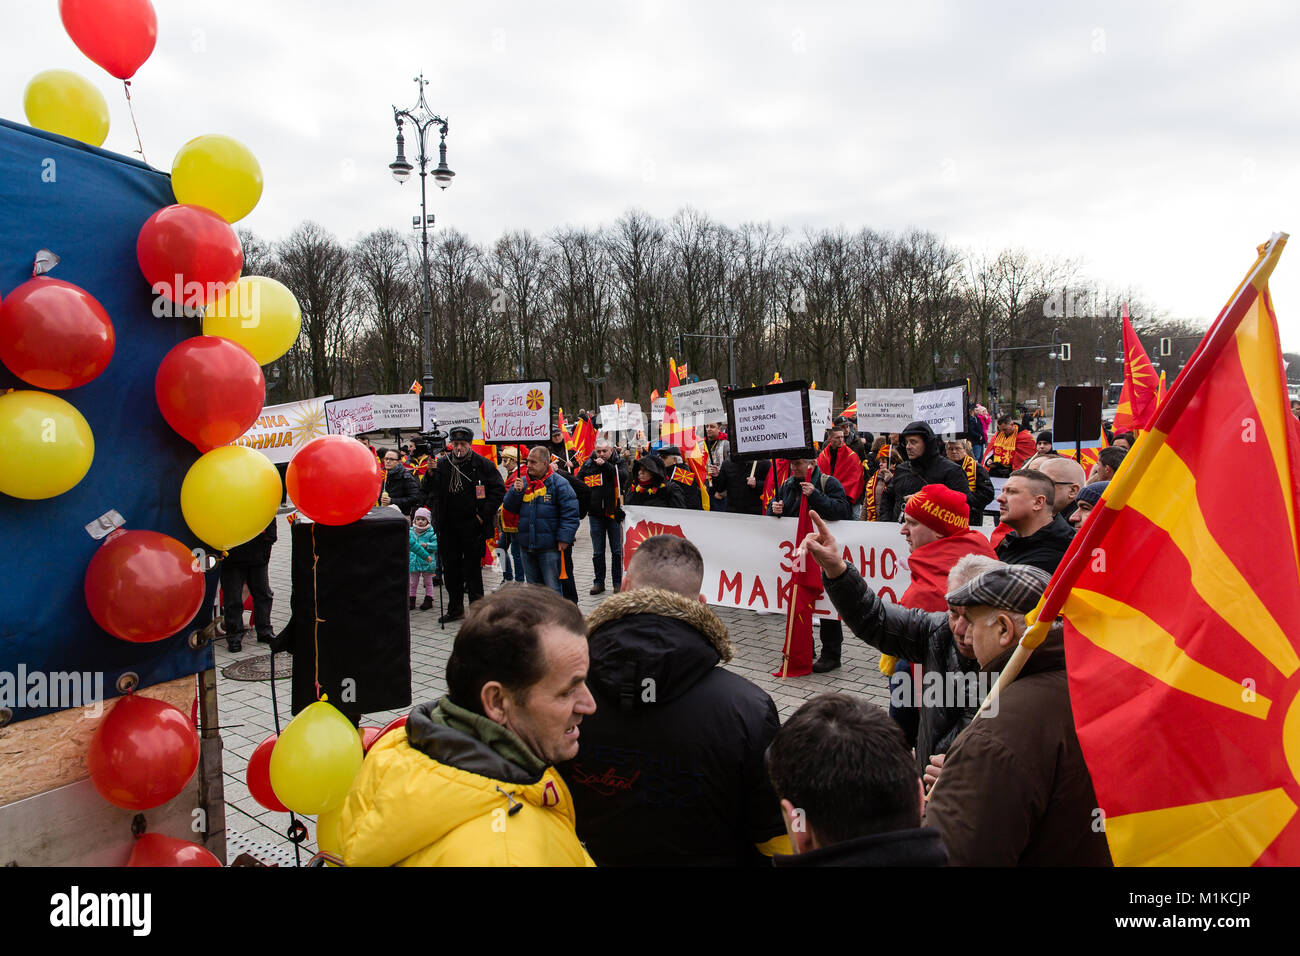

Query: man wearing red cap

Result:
[882,484,999,750]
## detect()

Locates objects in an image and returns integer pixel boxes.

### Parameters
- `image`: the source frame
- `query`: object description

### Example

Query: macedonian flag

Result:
[1022,233,1300,865]
[1113,304,1160,434]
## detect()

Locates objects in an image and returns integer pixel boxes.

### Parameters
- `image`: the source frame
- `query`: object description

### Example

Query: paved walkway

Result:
[215,511,891,860]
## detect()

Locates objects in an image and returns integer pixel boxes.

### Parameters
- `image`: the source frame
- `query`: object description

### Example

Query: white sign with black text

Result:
[856,389,914,433]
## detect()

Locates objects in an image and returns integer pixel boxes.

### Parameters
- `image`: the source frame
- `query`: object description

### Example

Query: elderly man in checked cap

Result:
[923,563,1112,867]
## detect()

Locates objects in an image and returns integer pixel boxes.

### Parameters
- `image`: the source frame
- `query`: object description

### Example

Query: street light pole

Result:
[389,73,456,396]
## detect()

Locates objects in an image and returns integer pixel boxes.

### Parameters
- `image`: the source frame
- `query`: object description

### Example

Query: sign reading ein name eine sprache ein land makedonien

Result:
[482,380,551,442]
[726,382,815,461]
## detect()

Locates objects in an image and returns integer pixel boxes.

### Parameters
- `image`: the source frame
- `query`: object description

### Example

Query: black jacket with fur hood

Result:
[558,588,787,865]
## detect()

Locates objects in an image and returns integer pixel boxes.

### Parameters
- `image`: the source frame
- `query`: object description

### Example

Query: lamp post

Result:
[389,73,455,396]
[584,360,611,411]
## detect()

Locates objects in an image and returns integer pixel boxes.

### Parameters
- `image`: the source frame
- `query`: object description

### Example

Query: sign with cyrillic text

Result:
[856,389,914,433]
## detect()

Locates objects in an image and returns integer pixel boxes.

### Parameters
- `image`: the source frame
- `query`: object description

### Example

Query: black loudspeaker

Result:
[283,507,412,719]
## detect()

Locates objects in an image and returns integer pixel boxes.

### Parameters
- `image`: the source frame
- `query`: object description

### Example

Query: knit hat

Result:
[1077,481,1108,508]
[903,484,970,537]
[414,507,432,522]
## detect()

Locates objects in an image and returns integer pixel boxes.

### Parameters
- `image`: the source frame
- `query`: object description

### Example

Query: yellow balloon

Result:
[171,134,264,223]
[23,69,110,147]
[315,807,343,863]
[269,700,364,816]
[0,390,94,499]
[203,276,301,365]
[180,445,281,550]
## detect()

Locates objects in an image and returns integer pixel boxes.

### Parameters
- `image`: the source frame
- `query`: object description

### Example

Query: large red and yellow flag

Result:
[773,493,818,678]
[571,415,595,465]
[1113,305,1160,434]
[668,358,681,389]
[1023,234,1300,865]
[472,401,497,464]
[661,387,710,509]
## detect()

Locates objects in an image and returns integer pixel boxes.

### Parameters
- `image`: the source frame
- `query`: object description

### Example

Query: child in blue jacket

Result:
[409,506,439,610]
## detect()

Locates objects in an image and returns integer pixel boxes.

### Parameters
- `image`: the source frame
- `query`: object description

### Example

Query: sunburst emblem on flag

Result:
[526,388,545,411]
[622,519,685,571]
[290,400,328,449]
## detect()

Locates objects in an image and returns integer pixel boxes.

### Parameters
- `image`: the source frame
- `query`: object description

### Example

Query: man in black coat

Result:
[994,468,1075,575]
[220,519,277,652]
[879,421,969,522]
[712,456,771,515]
[421,426,506,623]
[380,448,422,516]
[767,458,852,672]
[768,693,947,866]
[576,438,631,594]
[559,535,788,865]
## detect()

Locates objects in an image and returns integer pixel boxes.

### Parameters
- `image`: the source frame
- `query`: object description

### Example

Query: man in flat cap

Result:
[421,425,505,623]
[924,563,1112,867]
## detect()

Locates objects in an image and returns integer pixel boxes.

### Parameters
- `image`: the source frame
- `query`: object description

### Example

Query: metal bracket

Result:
[188,619,224,650]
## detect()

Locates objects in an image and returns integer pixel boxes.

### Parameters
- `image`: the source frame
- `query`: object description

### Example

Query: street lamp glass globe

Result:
[433,165,455,189]
[390,160,412,184]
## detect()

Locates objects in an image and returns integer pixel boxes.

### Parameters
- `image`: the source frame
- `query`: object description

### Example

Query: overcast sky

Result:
[6,1,1300,348]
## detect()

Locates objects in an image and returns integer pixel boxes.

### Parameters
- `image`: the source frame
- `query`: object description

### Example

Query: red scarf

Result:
[501,471,551,534]
[817,443,864,500]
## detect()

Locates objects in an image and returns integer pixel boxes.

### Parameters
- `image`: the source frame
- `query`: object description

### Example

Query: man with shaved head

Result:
[561,534,789,865]
[1029,454,1087,522]
[994,468,1075,575]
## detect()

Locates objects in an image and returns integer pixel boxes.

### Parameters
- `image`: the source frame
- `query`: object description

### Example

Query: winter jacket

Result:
[957,455,996,528]
[624,455,686,509]
[824,563,982,776]
[772,828,948,867]
[502,472,580,551]
[382,466,422,516]
[766,467,852,521]
[995,514,1075,576]
[712,457,771,515]
[559,588,788,866]
[422,450,506,539]
[408,526,438,573]
[576,456,630,519]
[925,624,1113,867]
[880,422,969,522]
[555,468,591,521]
[339,698,594,867]
[667,462,704,509]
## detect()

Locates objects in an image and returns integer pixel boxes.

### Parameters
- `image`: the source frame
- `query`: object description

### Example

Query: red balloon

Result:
[359,726,384,752]
[247,734,289,812]
[287,435,384,525]
[137,205,243,308]
[127,832,221,867]
[0,277,115,389]
[89,694,200,811]
[59,0,158,80]
[371,714,408,750]
[155,336,265,451]
[85,529,205,643]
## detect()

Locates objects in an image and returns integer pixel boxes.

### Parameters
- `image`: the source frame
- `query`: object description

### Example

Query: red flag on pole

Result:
[773,493,819,678]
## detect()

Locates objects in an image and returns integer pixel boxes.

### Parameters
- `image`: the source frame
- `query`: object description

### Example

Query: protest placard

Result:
[424,400,482,438]
[809,388,834,436]
[371,393,421,429]
[914,381,966,436]
[483,380,551,442]
[670,379,726,427]
[325,394,376,436]
[726,382,814,460]
[856,388,914,432]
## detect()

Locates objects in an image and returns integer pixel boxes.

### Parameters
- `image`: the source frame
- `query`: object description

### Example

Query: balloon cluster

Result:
[246,713,408,861]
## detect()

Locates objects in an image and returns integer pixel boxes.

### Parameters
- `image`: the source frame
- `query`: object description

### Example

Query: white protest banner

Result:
[914,382,966,437]
[232,395,333,464]
[650,397,666,422]
[483,381,551,442]
[856,388,914,432]
[598,403,620,432]
[622,402,645,435]
[809,389,834,436]
[325,395,376,436]
[729,388,811,458]
[622,506,914,619]
[424,400,482,438]
[372,393,421,429]
[669,379,726,427]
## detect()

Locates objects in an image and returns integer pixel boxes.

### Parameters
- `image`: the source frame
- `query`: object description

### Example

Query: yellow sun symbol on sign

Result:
[291,400,329,448]
[526,388,545,411]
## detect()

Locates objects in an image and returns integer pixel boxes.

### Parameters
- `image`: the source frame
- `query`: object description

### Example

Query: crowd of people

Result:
[317,401,1150,866]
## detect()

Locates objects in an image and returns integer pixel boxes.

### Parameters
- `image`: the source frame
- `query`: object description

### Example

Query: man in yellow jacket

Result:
[340,585,598,866]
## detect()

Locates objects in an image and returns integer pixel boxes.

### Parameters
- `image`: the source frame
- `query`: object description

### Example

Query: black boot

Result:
[438,607,464,625]
[812,622,842,673]
[420,595,434,611]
